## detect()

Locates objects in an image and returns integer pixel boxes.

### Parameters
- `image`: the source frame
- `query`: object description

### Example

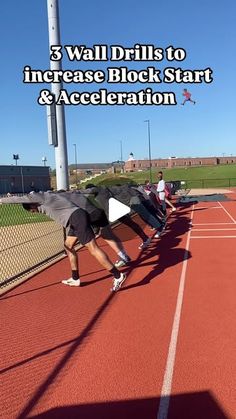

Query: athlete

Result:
[181,88,196,105]
[0,192,129,292]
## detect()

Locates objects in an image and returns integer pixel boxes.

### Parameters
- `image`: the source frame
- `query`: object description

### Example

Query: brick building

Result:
[124,156,236,172]
[0,165,51,195]
[71,163,112,175]
[71,162,124,176]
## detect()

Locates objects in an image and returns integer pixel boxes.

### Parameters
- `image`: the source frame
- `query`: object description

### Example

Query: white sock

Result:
[118,250,128,260]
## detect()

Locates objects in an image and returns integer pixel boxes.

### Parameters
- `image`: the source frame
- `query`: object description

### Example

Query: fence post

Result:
[63,227,67,254]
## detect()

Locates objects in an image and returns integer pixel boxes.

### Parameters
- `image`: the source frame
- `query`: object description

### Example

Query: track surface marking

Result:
[1,198,235,419]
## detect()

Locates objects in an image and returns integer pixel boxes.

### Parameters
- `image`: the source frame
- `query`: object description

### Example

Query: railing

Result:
[173,178,236,191]
[0,204,65,290]
[1,178,235,291]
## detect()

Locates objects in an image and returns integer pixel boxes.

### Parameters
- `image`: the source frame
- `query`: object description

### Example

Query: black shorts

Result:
[67,208,109,245]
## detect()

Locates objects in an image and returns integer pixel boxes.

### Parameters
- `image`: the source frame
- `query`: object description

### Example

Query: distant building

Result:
[0,165,51,195]
[124,156,236,172]
[127,152,134,161]
[71,163,112,175]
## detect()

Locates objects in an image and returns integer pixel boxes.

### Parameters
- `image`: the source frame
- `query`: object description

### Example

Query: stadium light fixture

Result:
[144,120,152,183]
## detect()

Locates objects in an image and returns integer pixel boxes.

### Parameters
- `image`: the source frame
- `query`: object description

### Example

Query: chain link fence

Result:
[177,178,236,189]
[1,178,235,292]
[0,204,65,291]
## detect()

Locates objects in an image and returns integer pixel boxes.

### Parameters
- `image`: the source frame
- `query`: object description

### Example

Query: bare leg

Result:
[104,238,122,254]
[165,197,176,211]
[85,238,114,271]
[86,239,125,289]
[119,215,148,242]
[100,225,127,254]
[64,236,79,271]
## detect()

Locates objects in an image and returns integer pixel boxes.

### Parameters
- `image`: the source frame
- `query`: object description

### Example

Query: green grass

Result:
[0,204,51,227]
[2,165,235,226]
[80,164,236,189]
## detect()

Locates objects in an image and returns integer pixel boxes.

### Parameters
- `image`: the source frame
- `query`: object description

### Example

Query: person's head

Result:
[22,203,39,213]
[144,179,150,185]
[157,171,163,180]
[183,88,187,92]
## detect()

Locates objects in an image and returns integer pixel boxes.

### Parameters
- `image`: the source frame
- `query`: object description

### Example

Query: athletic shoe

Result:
[138,237,152,250]
[161,221,166,231]
[154,222,166,238]
[114,255,131,268]
[61,278,81,287]
[111,273,127,292]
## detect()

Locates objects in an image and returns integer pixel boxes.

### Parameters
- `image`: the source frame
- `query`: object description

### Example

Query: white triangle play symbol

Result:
[108,197,131,222]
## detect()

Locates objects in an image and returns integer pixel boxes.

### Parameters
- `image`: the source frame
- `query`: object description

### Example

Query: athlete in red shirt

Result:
[181,88,196,105]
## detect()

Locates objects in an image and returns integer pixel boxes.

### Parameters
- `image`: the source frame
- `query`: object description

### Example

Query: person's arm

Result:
[79,187,99,196]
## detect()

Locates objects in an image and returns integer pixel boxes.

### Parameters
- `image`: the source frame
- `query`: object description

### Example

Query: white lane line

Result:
[194,206,221,209]
[191,236,236,239]
[218,201,236,224]
[157,206,194,419]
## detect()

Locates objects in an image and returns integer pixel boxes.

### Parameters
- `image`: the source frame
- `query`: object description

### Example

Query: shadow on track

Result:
[121,204,193,291]
[28,391,229,419]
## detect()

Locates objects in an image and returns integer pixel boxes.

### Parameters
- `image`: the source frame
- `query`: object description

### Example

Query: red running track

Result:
[1,196,236,419]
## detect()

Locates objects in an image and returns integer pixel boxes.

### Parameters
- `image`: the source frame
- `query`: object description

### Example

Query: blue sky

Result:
[1,0,236,168]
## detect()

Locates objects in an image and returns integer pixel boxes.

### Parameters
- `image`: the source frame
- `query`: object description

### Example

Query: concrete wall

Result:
[0,165,51,194]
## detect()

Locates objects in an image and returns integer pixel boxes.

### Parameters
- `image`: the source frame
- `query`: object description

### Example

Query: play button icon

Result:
[108,197,131,222]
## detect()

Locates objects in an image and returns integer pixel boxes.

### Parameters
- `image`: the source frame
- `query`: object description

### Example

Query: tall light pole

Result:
[42,156,47,167]
[144,120,152,183]
[47,0,69,190]
[13,154,19,166]
[120,140,124,173]
[120,140,123,162]
[73,143,78,186]
[20,166,25,194]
